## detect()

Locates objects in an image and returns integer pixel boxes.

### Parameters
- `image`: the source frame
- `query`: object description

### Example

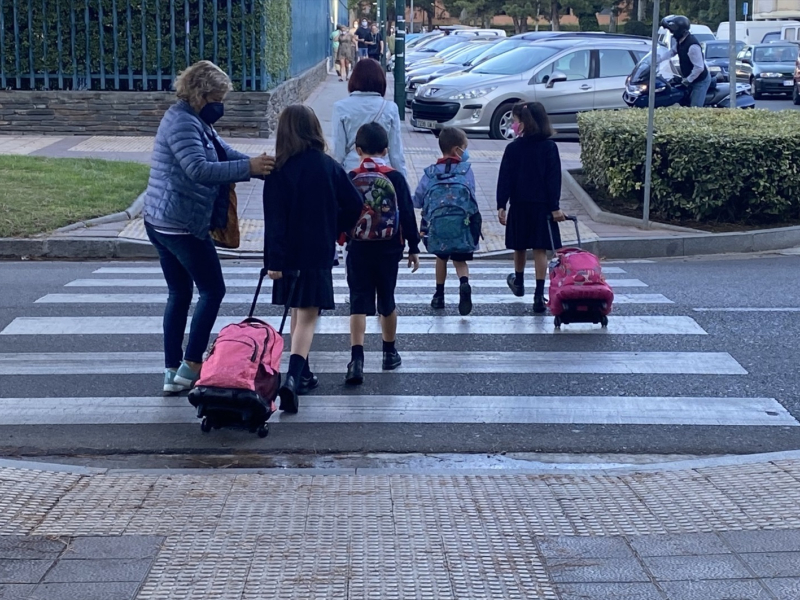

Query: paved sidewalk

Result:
[2,453,800,599]
[1,74,685,256]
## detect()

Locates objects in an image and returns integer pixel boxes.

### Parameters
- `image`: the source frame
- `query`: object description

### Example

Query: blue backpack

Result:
[421,161,480,255]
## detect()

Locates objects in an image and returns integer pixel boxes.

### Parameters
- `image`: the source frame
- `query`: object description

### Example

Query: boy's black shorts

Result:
[346,244,403,317]
[434,252,473,262]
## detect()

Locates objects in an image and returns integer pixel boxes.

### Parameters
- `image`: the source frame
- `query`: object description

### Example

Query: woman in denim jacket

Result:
[143,60,274,395]
[331,58,407,178]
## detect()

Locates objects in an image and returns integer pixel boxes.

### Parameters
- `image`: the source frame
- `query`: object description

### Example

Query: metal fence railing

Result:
[0,0,330,91]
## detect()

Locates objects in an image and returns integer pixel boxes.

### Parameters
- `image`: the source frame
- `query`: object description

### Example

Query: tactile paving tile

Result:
[4,463,800,598]
[0,469,82,534]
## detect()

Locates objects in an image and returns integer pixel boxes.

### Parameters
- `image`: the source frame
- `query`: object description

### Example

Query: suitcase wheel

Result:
[554,315,562,329]
[257,424,269,438]
[200,417,212,433]
[600,315,609,328]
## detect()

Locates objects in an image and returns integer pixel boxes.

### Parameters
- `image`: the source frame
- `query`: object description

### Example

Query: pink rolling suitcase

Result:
[547,216,614,328]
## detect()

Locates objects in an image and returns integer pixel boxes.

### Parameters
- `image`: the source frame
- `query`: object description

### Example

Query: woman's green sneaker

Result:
[174,361,201,388]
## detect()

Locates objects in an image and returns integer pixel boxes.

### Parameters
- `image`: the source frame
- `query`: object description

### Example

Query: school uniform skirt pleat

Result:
[271,268,335,310]
[505,202,562,251]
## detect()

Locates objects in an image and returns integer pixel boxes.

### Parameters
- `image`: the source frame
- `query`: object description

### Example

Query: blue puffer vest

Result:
[143,101,251,238]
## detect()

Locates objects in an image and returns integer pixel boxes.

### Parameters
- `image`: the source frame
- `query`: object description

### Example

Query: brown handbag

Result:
[210,183,240,249]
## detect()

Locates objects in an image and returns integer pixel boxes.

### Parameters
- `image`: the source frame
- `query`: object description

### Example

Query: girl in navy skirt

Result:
[263,105,363,413]
[496,102,566,314]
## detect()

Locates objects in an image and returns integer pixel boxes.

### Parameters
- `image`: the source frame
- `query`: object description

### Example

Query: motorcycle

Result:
[622,50,755,109]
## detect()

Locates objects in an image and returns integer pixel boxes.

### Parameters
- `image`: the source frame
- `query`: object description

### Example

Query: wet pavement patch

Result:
[0,535,163,599]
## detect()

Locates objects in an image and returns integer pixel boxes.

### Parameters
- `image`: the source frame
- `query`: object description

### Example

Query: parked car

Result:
[703,40,745,82]
[405,35,496,68]
[411,37,650,139]
[735,42,799,99]
[406,41,500,107]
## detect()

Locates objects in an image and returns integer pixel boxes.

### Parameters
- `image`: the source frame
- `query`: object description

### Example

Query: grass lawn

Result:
[0,155,150,237]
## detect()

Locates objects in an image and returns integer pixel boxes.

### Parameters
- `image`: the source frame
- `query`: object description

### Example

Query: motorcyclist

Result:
[658,15,712,107]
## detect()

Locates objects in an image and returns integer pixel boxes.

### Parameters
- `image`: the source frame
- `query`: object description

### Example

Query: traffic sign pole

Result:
[394,0,406,119]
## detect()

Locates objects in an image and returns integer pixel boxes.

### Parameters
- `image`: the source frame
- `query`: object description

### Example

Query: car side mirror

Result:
[546,71,568,88]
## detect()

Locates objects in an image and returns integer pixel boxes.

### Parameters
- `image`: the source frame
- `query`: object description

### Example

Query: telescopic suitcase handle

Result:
[250,268,299,335]
[548,214,580,251]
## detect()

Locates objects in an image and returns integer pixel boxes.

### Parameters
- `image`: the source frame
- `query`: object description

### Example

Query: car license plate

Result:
[785,80,794,86]
[415,119,438,129]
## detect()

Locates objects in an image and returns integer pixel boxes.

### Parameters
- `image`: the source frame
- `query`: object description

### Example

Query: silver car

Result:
[411,38,650,139]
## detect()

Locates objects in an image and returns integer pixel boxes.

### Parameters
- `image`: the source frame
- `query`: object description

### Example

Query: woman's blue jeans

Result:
[145,223,226,368]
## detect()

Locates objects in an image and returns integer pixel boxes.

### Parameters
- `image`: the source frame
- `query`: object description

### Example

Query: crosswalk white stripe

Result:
[0,316,706,336]
[693,308,800,312]
[0,350,743,375]
[36,293,674,305]
[65,278,649,288]
[0,395,790,426]
[92,266,629,275]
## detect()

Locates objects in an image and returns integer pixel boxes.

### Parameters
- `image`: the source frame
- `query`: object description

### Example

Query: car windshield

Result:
[421,36,466,53]
[445,43,493,64]
[471,39,523,65]
[473,45,560,75]
[704,42,744,58]
[694,32,716,43]
[754,46,797,62]
[435,43,471,59]
[408,33,443,51]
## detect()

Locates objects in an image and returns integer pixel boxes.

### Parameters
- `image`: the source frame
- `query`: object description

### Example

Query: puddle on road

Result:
[8,451,718,471]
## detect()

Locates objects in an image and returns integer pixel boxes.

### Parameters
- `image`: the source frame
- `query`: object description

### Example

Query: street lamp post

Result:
[641,0,660,228]
[378,0,387,69]
[394,0,406,119]
[729,0,737,108]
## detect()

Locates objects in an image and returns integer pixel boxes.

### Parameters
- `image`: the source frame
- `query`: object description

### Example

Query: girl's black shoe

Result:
[507,273,524,297]
[298,373,319,395]
[278,376,299,414]
[533,295,547,314]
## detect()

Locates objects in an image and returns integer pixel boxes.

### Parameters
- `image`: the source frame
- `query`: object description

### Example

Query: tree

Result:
[452,0,504,27]
[504,0,539,32]
[564,0,603,30]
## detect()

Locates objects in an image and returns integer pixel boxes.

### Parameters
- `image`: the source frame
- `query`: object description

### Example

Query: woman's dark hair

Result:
[348,58,387,96]
[275,105,326,169]
[355,122,389,155]
[511,102,554,141]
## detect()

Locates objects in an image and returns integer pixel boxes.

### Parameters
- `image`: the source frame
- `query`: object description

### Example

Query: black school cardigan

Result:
[496,137,562,212]
[263,148,363,272]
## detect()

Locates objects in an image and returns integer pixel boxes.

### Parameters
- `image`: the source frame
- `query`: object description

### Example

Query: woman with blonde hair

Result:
[143,60,274,394]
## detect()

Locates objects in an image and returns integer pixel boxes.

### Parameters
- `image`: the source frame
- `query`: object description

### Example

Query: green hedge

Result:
[0,0,290,90]
[578,108,800,223]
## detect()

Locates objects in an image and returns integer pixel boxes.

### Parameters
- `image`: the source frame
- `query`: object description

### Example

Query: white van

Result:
[658,24,716,48]
[716,20,797,44]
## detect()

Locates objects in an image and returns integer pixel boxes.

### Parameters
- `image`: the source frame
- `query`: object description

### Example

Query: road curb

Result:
[562,170,800,259]
[53,192,145,234]
[562,170,700,233]
[4,449,800,476]
[0,236,159,260]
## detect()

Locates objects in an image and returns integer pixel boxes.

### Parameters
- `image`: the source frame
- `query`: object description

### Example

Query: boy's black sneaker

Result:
[345,359,364,385]
[458,282,472,316]
[430,294,445,309]
[298,372,319,395]
[533,295,547,314]
[507,273,524,297]
[382,351,402,371]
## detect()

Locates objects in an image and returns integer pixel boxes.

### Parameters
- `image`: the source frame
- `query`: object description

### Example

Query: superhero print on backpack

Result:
[350,159,400,241]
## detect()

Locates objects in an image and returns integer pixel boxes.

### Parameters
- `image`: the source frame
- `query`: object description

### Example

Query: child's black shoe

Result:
[458,281,472,316]
[430,294,445,309]
[533,295,547,314]
[382,351,402,371]
[345,359,364,385]
[507,273,524,297]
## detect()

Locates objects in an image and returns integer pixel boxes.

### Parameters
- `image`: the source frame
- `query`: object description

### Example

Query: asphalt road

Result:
[1,253,799,461]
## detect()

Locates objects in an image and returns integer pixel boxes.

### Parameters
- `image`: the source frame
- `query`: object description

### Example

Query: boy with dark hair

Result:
[414,127,481,315]
[344,122,421,385]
